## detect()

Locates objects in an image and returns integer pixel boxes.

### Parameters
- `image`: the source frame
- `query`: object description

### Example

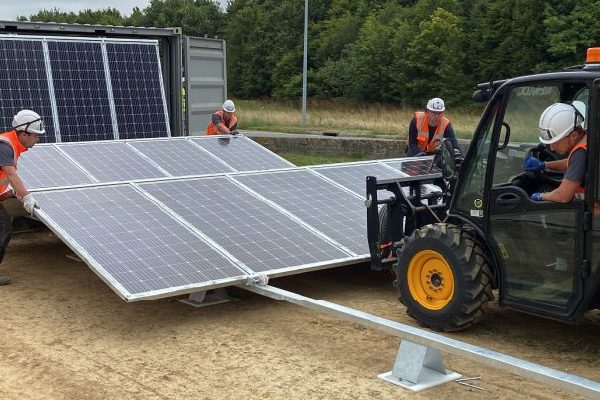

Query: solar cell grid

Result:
[48,41,114,142]
[139,177,351,273]
[128,139,234,176]
[18,145,95,189]
[58,141,168,182]
[233,170,369,255]
[0,39,56,142]
[34,185,246,299]
[190,136,293,171]
[312,163,402,195]
[383,158,440,177]
[106,43,169,139]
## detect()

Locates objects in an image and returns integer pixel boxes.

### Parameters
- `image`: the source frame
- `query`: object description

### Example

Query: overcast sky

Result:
[0,1,228,21]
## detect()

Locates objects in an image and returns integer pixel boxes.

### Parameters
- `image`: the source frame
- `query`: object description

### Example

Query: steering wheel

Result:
[509,144,562,191]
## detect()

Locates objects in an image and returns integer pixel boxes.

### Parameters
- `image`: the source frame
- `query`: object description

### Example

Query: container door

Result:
[184,36,227,136]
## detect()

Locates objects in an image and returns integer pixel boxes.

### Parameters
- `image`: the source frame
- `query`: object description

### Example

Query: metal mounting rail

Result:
[240,283,600,399]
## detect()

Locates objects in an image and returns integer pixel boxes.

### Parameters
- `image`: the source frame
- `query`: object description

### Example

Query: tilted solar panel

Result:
[233,170,369,255]
[0,39,56,142]
[312,162,403,196]
[18,145,95,189]
[128,138,234,176]
[190,136,294,171]
[383,158,441,178]
[139,177,354,274]
[106,42,169,139]
[58,141,168,183]
[34,185,247,300]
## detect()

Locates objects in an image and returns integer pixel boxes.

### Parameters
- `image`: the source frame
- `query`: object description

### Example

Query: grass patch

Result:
[278,152,367,166]
[237,99,484,140]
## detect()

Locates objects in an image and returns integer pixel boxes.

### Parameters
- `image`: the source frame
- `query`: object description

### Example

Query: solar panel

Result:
[312,162,402,195]
[127,138,234,176]
[232,170,369,255]
[47,41,114,142]
[139,177,353,273]
[34,185,247,300]
[106,42,169,139]
[190,136,294,171]
[0,39,56,142]
[383,158,441,177]
[58,141,168,182]
[18,145,95,189]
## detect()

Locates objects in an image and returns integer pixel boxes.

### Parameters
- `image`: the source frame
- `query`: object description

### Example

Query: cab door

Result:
[486,83,588,320]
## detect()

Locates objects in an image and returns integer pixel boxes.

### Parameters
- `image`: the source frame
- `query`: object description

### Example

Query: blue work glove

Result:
[530,192,543,201]
[523,156,545,173]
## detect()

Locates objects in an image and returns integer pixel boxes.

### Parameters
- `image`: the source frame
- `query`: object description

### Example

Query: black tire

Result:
[394,223,494,331]
[378,204,392,259]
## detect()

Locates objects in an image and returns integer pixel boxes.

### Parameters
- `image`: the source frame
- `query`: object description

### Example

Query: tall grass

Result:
[236,99,484,139]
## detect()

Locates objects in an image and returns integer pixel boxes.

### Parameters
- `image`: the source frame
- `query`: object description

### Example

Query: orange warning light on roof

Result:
[586,48,600,63]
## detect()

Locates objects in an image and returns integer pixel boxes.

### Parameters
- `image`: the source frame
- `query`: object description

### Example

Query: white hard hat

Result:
[426,98,445,112]
[538,102,584,144]
[223,100,235,113]
[12,110,45,135]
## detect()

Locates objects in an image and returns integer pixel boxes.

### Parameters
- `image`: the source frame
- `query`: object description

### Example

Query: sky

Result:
[0,1,228,21]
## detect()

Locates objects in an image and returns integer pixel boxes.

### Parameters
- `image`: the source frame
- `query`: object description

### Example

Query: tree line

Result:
[19,0,600,108]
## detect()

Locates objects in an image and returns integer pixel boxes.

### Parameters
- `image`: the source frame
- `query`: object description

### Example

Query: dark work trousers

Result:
[0,204,12,263]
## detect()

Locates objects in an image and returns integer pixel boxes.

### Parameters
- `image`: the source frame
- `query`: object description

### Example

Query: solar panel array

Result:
[22,136,440,301]
[0,36,169,143]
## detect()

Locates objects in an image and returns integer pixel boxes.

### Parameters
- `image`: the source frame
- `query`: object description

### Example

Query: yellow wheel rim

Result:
[407,250,455,310]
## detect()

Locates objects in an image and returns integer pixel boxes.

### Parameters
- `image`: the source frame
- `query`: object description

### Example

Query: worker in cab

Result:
[406,97,461,157]
[206,100,239,135]
[525,102,586,203]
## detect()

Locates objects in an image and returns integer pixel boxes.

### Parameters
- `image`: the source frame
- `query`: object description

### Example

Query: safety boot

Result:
[0,275,10,285]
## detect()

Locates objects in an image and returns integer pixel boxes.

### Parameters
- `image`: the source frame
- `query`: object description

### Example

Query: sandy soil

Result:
[0,228,598,400]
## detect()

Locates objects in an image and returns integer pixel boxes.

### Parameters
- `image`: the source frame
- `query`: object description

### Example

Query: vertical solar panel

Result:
[190,136,294,171]
[106,42,169,139]
[18,145,95,189]
[0,39,55,142]
[128,138,234,176]
[48,41,114,142]
[58,141,168,182]
[34,185,247,300]
[233,170,369,255]
[139,177,353,273]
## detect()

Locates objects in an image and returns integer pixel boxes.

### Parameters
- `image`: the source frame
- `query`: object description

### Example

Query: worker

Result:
[206,100,239,135]
[406,97,461,157]
[0,110,43,285]
[525,102,586,203]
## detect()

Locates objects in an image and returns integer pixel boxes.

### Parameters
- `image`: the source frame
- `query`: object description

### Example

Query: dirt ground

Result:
[0,229,599,400]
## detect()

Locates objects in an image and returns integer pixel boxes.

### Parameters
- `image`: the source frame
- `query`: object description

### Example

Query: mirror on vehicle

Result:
[439,139,456,179]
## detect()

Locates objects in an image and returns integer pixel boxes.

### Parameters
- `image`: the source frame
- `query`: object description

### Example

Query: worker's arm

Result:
[1,165,28,198]
[443,123,462,155]
[544,158,568,171]
[536,178,581,203]
[215,122,232,134]
[406,118,423,156]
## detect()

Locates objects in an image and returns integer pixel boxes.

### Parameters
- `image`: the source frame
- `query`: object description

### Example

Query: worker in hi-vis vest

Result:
[206,100,239,135]
[406,97,461,157]
[526,102,587,203]
[0,110,44,286]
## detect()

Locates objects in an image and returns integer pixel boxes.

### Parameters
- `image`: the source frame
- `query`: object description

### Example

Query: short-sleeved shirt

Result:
[212,113,238,131]
[564,148,585,183]
[0,141,15,168]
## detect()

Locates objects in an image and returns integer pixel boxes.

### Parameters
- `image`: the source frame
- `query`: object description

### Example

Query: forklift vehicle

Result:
[366,48,600,332]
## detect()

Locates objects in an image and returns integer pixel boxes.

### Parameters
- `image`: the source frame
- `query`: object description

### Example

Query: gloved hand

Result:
[523,155,545,173]
[22,193,38,215]
[229,130,239,135]
[530,192,543,201]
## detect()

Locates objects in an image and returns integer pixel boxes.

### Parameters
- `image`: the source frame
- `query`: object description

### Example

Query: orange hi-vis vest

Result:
[415,111,450,153]
[0,130,28,197]
[206,109,238,135]
[568,133,587,198]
